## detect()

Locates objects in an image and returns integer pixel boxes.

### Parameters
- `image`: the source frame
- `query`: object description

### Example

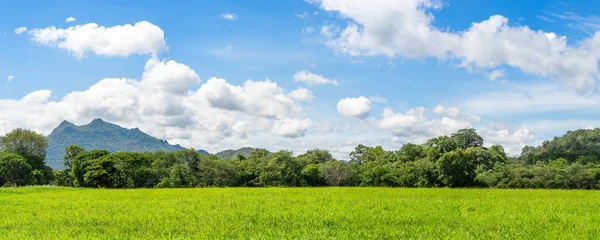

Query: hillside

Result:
[46,119,186,169]
[197,149,209,155]
[520,128,600,164]
[215,147,260,159]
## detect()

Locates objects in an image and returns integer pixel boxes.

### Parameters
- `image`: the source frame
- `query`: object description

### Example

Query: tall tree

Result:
[451,128,484,149]
[1,128,48,170]
[63,144,85,168]
[297,149,333,164]
[71,150,110,187]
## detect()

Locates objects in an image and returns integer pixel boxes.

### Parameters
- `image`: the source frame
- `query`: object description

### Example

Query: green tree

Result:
[63,144,85,168]
[437,149,477,187]
[1,128,49,170]
[157,164,194,188]
[451,128,484,149]
[71,150,110,187]
[83,156,121,188]
[0,152,32,186]
[361,161,394,186]
[111,152,156,188]
[423,136,459,160]
[197,157,236,187]
[320,161,350,186]
[392,143,424,163]
[350,145,385,165]
[53,169,73,187]
[297,149,333,164]
[301,164,325,186]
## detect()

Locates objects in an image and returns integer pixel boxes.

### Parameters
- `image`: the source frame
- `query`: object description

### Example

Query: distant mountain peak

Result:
[91,118,105,123]
[51,120,76,135]
[58,120,74,126]
[87,118,110,126]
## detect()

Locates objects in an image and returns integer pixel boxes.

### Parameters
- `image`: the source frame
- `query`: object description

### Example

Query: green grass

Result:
[1,187,600,239]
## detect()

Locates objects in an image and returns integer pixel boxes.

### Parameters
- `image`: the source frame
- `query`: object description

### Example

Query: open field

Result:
[1,187,600,239]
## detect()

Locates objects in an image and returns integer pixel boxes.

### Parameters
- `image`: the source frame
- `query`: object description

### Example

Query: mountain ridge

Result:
[46,119,189,170]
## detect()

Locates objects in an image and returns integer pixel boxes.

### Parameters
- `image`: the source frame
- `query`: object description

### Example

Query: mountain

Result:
[197,149,209,155]
[46,119,187,170]
[215,147,259,159]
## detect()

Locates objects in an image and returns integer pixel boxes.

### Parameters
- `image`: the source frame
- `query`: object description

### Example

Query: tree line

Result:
[2,127,600,189]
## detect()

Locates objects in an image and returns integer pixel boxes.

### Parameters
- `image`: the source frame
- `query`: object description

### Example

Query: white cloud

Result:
[312,0,600,93]
[380,106,479,139]
[294,70,338,86]
[29,21,166,58]
[369,96,387,104]
[484,128,534,145]
[14,27,26,35]
[337,96,371,119]
[289,88,315,101]
[141,58,200,94]
[272,118,311,138]
[462,83,600,116]
[481,126,534,156]
[0,58,312,154]
[197,78,300,118]
[7,75,14,82]
[546,12,600,33]
[66,17,76,23]
[432,105,460,117]
[487,69,505,81]
[522,119,600,137]
[220,13,237,20]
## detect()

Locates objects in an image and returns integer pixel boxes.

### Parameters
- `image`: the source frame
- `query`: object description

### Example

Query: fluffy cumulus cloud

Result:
[220,13,238,20]
[14,27,26,34]
[0,58,312,153]
[28,21,166,58]
[7,75,14,82]
[337,96,371,119]
[481,124,535,156]
[272,118,312,138]
[66,17,76,23]
[288,88,315,101]
[197,78,300,118]
[484,128,533,144]
[432,105,460,117]
[380,106,479,140]
[294,70,338,86]
[312,0,600,93]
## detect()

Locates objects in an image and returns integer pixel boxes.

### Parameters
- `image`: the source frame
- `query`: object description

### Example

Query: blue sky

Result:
[1,0,600,158]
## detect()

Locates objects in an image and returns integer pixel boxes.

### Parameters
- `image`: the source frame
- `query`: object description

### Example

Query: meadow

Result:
[1,187,600,239]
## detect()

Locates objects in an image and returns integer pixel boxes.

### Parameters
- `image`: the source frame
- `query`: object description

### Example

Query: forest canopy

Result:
[2,127,600,189]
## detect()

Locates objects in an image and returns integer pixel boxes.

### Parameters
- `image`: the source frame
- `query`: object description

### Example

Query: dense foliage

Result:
[47,128,600,189]
[0,129,53,186]
[4,126,600,189]
[520,128,600,164]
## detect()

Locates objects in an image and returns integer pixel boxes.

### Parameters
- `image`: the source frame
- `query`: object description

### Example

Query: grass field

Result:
[1,187,600,239]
